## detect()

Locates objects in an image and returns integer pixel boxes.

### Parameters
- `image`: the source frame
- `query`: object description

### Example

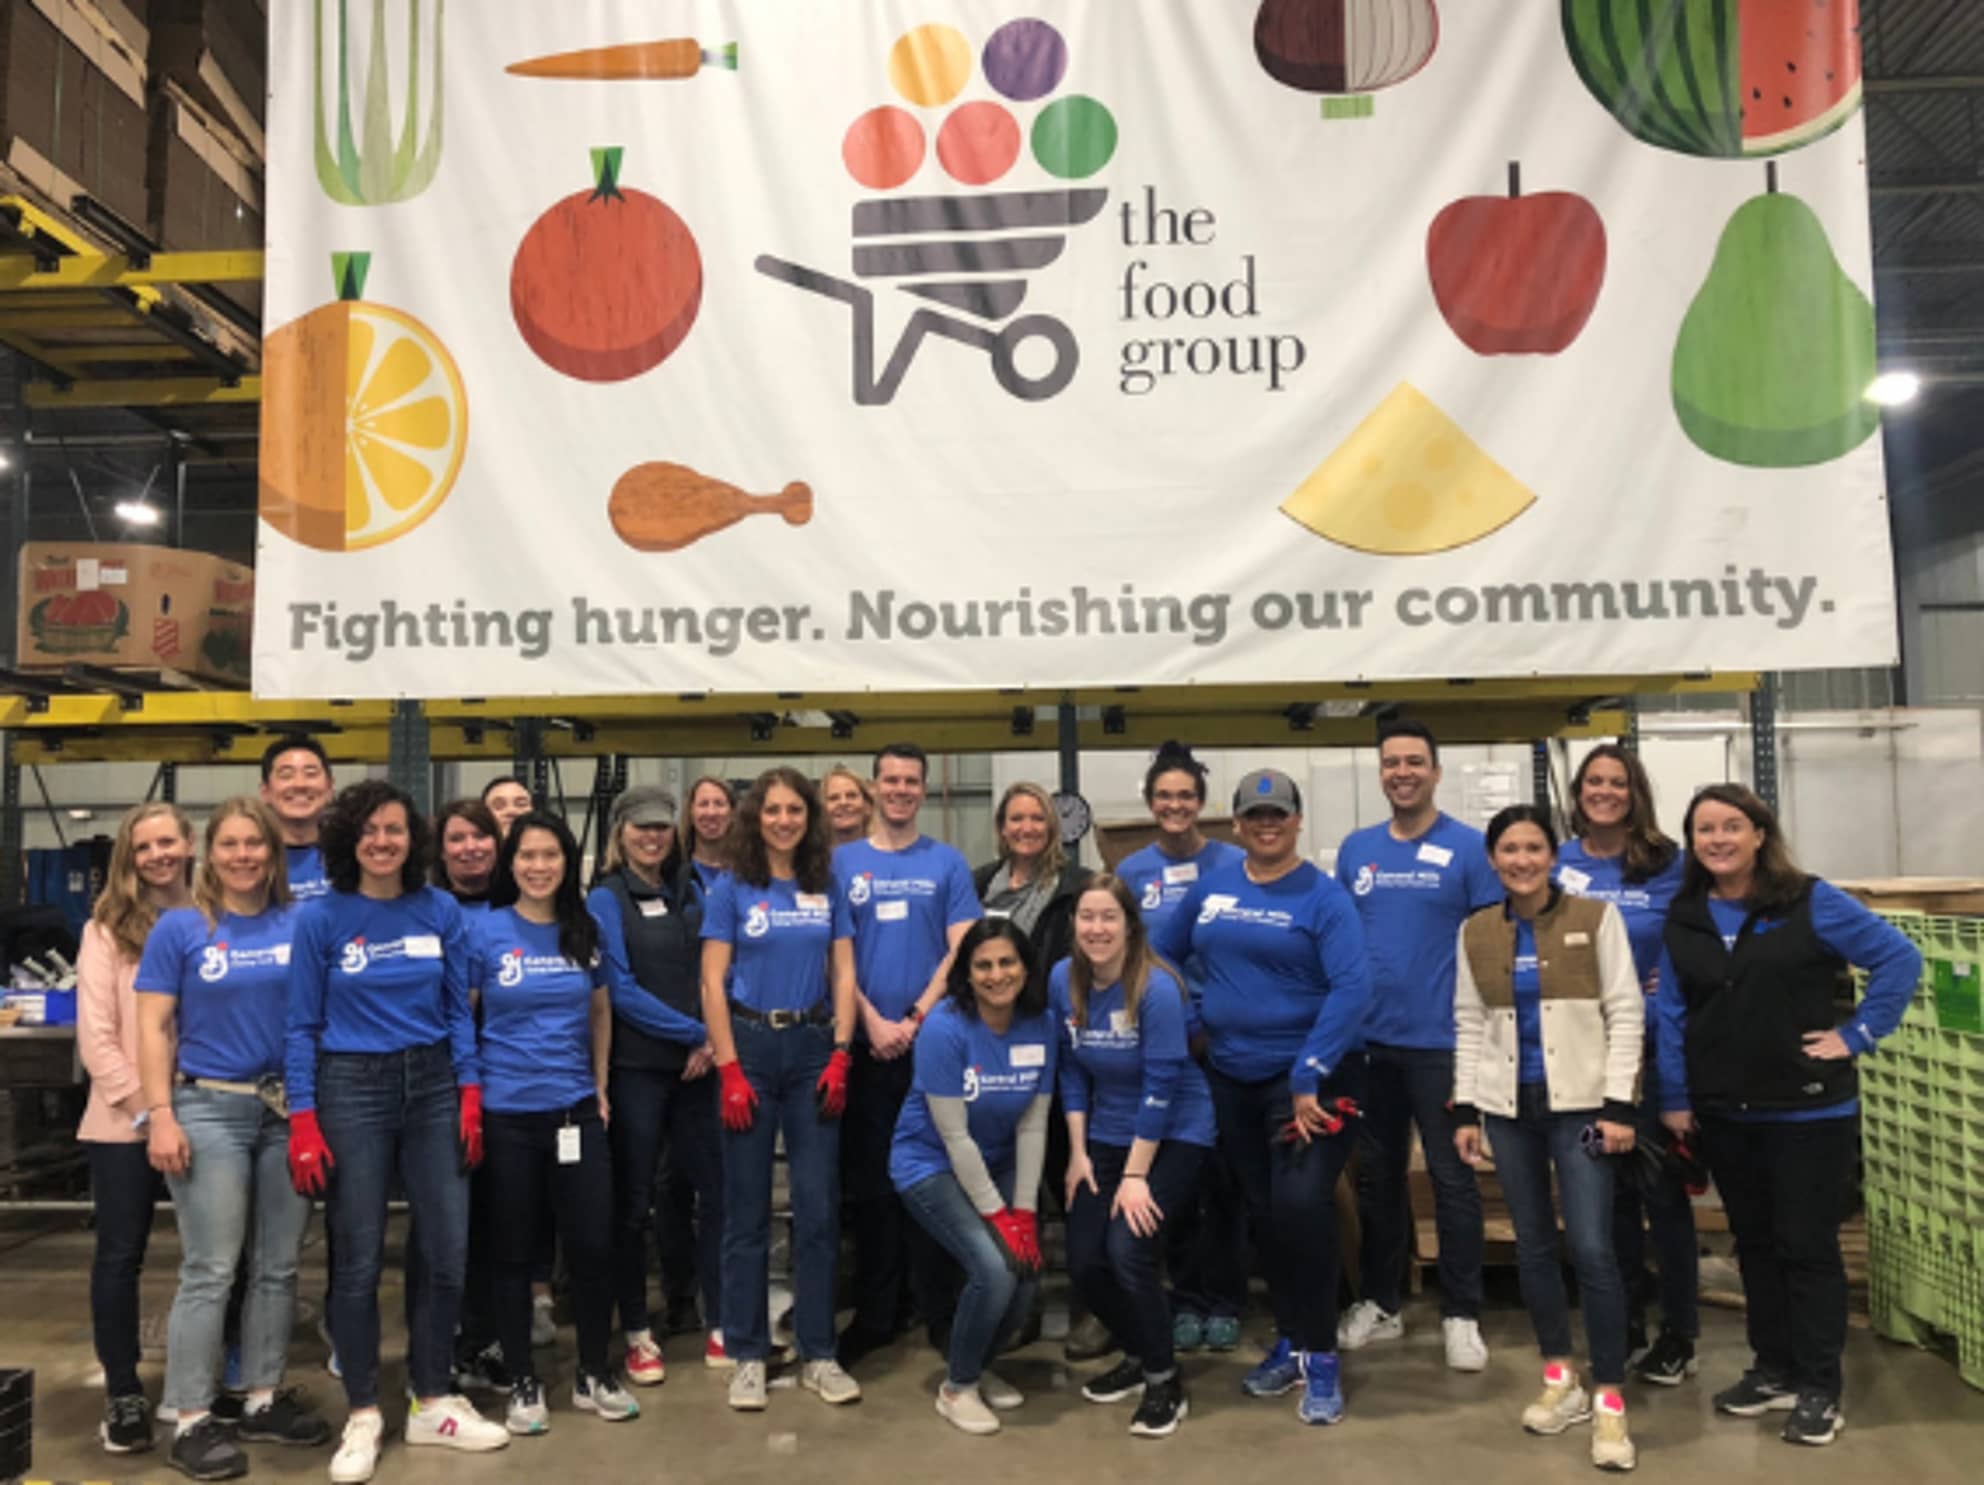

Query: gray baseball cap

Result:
[1233,768,1302,816]
[611,785,678,830]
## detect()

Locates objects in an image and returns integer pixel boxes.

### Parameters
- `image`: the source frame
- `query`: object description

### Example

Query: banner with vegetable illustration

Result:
[255,1,1894,700]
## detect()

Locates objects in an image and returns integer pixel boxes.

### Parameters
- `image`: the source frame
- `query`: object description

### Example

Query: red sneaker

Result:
[625,1335,666,1387]
[704,1331,732,1371]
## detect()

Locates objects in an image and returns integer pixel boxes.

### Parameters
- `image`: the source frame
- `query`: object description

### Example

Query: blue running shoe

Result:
[1297,1350,1344,1425]
[1242,1336,1301,1397]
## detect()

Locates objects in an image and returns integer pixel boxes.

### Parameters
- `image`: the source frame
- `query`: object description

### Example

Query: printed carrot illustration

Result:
[609,463,812,553]
[506,39,738,80]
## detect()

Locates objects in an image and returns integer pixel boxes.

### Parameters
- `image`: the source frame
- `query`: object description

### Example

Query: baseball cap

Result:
[1233,768,1302,816]
[611,785,678,830]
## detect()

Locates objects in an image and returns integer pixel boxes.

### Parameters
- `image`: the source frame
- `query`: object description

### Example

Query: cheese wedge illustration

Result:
[1280,383,1537,555]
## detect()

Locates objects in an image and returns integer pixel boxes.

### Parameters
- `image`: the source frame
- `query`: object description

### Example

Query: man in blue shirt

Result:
[1335,721,1501,1371]
[260,735,334,901]
[833,743,982,1367]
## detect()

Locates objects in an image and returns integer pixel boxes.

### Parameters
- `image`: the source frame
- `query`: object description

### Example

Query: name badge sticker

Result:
[1564,931,1591,946]
[876,899,910,922]
[1162,862,1199,886]
[796,893,829,912]
[274,944,292,965]
[1109,1009,1135,1035]
[1557,867,1592,894]
[637,898,670,918]
[404,934,443,958]
[556,1125,581,1165]
[1009,1043,1047,1068]
[1416,842,1454,867]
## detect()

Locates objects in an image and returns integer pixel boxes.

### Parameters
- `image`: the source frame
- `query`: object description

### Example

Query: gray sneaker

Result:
[799,1359,861,1406]
[573,1371,640,1422]
[728,1360,768,1411]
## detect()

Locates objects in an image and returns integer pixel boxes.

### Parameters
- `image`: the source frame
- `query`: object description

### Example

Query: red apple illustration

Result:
[1426,163,1606,355]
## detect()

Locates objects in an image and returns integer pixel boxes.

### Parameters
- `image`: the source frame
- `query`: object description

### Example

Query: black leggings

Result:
[88,1141,162,1397]
[482,1105,614,1380]
[1066,1140,1205,1376]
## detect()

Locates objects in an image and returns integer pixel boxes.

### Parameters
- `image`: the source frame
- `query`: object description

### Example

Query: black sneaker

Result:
[207,1390,246,1425]
[1714,1369,1798,1417]
[1632,1332,1699,1387]
[1129,1373,1188,1438]
[167,1416,248,1481]
[1081,1355,1147,1404]
[456,1340,513,1393]
[101,1392,155,1453]
[236,1389,332,1446]
[1781,1392,1843,1446]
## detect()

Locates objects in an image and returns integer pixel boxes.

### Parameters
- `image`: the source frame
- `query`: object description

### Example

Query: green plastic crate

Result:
[1933,957,1983,1034]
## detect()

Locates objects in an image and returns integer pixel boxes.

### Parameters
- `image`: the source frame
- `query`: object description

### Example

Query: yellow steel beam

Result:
[0,308,144,332]
[1,193,107,255]
[0,695,392,729]
[0,249,264,292]
[46,343,201,365]
[25,374,261,408]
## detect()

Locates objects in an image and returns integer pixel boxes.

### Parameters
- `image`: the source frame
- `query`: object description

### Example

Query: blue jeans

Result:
[1613,1063,1698,1340]
[610,1063,723,1334]
[1356,1042,1483,1318]
[900,1170,1035,1388]
[1485,1084,1628,1385]
[1164,1141,1248,1320]
[315,1042,469,1407]
[161,1084,311,1413]
[720,1017,838,1362]
[1067,1140,1204,1375]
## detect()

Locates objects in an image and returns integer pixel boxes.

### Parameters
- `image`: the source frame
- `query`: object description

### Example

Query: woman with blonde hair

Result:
[821,766,875,847]
[78,801,194,1455]
[973,781,1091,988]
[137,798,330,1479]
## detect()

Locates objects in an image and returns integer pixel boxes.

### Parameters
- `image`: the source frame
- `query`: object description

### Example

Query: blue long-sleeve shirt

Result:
[1653,879,1922,1121]
[586,885,710,1047]
[1049,959,1216,1148]
[1151,859,1371,1093]
[284,886,478,1113]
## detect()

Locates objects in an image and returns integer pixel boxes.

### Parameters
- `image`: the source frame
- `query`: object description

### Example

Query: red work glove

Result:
[288,1109,334,1196]
[815,1049,852,1119]
[718,1061,759,1132]
[986,1208,1039,1274]
[457,1084,484,1172]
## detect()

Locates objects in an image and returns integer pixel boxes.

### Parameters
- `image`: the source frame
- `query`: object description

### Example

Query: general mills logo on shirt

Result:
[1140,880,1162,911]
[745,903,772,939]
[340,939,369,974]
[848,873,872,906]
[199,945,229,982]
[497,949,525,987]
[1198,893,1240,925]
[962,1065,981,1102]
[1352,863,1376,896]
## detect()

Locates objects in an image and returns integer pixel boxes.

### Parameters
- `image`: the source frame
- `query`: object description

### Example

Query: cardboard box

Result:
[147,82,260,313]
[1095,816,1239,869]
[17,540,253,685]
[0,0,150,228]
[148,0,263,147]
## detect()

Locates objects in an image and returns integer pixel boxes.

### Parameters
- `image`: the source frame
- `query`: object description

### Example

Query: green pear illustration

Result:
[1672,175,1880,468]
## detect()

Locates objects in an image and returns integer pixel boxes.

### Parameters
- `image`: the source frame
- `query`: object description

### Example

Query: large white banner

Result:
[255,1,1894,699]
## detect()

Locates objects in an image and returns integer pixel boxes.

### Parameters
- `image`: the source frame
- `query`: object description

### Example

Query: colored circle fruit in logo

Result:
[889,23,971,106]
[937,101,1021,185]
[1032,95,1117,180]
[982,19,1068,101]
[843,106,926,190]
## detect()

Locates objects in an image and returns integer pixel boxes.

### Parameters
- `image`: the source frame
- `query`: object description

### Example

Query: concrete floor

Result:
[2,1218,1978,1485]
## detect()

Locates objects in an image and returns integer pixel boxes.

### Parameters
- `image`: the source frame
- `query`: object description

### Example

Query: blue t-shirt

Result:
[1512,919,1546,1086]
[471,908,605,1114]
[136,904,298,1082]
[1049,960,1215,1149]
[1554,841,1684,986]
[1151,860,1371,1092]
[1117,839,1245,936]
[285,843,329,902]
[701,874,852,1014]
[284,886,477,1113]
[1653,880,1924,1122]
[1336,813,1501,1050]
[834,837,980,1021]
[890,999,1057,1193]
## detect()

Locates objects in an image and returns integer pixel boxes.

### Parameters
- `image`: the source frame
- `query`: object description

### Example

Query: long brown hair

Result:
[193,797,293,926]
[1567,744,1677,884]
[1678,783,1807,914]
[1067,874,1186,1032]
[726,767,833,892]
[92,802,194,960]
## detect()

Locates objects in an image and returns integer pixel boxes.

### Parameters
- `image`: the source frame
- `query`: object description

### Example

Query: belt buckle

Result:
[767,1009,799,1030]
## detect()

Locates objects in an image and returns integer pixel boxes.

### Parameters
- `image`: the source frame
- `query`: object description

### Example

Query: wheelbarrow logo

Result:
[757,18,1118,405]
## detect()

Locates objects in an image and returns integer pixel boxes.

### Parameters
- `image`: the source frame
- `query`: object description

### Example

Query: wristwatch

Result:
[904,1004,925,1025]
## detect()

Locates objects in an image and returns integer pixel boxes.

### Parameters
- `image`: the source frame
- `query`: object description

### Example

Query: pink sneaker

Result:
[625,1335,666,1387]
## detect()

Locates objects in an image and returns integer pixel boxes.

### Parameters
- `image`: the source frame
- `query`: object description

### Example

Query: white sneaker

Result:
[1592,1399,1637,1471]
[936,1383,1001,1436]
[531,1295,557,1348]
[1522,1373,1593,1436]
[728,1360,768,1411]
[405,1394,509,1452]
[799,1359,861,1406]
[1443,1316,1489,1372]
[1337,1300,1404,1351]
[978,1370,1024,1411]
[329,1411,384,1484]
[573,1371,640,1421]
[505,1378,548,1436]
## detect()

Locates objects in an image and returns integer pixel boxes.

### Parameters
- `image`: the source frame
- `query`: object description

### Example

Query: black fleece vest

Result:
[600,865,704,1071]
[1661,882,1855,1114]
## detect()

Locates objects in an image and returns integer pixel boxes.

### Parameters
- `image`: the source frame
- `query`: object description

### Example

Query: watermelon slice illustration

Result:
[1562,0,1862,159]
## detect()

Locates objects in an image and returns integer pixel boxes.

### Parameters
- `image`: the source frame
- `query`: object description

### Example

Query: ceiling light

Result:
[113,500,162,526]
[1867,370,1921,407]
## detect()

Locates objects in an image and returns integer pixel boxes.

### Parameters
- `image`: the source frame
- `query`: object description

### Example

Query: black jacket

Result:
[1661,879,1856,1114]
[972,858,1093,992]
[596,860,706,1072]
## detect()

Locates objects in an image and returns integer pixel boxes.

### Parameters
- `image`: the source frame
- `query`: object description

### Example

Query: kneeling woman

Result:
[137,799,329,1481]
[891,918,1056,1436]
[1056,875,1216,1439]
[700,768,861,1411]
[1452,804,1642,1472]
[477,811,657,1433]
